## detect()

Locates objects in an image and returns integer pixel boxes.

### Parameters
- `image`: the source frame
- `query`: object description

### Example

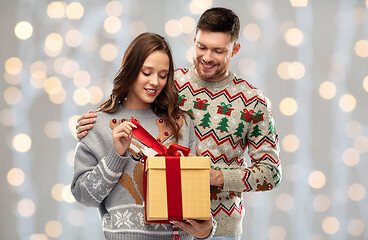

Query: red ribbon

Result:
[131,117,189,222]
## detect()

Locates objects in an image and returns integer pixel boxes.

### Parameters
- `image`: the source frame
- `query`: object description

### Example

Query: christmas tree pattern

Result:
[268,121,275,135]
[234,122,245,138]
[199,112,211,129]
[250,124,262,137]
[216,117,229,133]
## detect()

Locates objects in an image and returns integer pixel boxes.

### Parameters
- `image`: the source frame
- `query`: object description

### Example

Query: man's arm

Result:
[76,110,97,139]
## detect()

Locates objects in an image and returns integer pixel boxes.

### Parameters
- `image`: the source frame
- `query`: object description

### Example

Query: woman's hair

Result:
[98,32,189,141]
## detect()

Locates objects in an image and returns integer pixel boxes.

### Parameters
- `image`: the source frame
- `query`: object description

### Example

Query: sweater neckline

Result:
[115,106,157,119]
[188,66,236,89]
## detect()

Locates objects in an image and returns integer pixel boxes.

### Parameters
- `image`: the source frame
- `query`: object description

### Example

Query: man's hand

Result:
[76,110,97,139]
[171,218,213,239]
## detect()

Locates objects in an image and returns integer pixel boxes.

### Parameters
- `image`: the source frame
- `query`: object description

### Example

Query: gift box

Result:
[130,117,211,223]
[145,156,211,221]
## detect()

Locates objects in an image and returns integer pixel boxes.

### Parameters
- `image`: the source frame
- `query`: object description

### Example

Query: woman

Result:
[71,32,215,240]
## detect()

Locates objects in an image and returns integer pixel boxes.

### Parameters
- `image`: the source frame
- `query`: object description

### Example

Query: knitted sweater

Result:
[71,107,216,240]
[174,67,282,236]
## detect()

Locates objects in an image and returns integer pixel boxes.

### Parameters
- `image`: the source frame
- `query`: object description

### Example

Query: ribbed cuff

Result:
[104,150,129,172]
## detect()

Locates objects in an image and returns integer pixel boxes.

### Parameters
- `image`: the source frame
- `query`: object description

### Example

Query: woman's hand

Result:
[112,120,137,156]
[171,218,213,239]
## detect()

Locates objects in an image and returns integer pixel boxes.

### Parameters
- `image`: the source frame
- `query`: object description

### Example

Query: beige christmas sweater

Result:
[174,67,282,236]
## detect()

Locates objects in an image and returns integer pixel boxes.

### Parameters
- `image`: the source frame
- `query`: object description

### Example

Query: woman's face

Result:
[123,50,170,109]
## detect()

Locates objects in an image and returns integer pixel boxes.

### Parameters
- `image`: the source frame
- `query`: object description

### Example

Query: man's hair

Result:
[196,7,240,42]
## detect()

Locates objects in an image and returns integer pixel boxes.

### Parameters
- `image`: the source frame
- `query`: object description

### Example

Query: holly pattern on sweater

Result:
[174,67,281,236]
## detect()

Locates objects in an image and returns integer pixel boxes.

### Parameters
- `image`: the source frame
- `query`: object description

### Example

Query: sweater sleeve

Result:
[222,91,282,192]
[71,141,129,207]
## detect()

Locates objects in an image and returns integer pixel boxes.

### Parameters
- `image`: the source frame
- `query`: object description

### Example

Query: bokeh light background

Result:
[1,0,367,239]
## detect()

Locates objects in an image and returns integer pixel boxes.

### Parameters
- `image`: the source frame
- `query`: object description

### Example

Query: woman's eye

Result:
[142,72,150,76]
[159,75,167,79]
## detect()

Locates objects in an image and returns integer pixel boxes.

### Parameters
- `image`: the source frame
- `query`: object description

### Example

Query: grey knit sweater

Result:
[71,106,216,240]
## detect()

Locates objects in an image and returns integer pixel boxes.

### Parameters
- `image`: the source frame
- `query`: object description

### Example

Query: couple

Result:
[72,7,282,240]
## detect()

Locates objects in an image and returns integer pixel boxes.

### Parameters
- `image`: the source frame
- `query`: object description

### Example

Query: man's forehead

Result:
[195,30,233,48]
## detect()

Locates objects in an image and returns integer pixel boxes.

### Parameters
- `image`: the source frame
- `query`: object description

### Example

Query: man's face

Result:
[193,30,240,82]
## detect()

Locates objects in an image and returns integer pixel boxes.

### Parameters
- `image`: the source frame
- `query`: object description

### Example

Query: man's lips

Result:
[200,61,216,70]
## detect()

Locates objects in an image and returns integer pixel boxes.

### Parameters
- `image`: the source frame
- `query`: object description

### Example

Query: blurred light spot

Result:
[313,194,330,212]
[279,98,298,116]
[165,19,182,37]
[243,23,261,41]
[51,183,65,201]
[348,183,365,201]
[290,0,308,7]
[47,1,66,19]
[4,72,21,85]
[53,57,68,74]
[44,33,63,57]
[89,86,104,104]
[275,193,293,211]
[82,34,99,52]
[4,87,22,105]
[69,115,80,139]
[363,75,368,92]
[180,16,196,34]
[68,209,85,227]
[67,149,75,166]
[354,136,368,153]
[7,168,25,187]
[104,16,121,34]
[345,120,362,138]
[62,184,76,203]
[322,217,339,234]
[238,58,256,75]
[130,21,147,37]
[343,148,360,166]
[62,60,79,78]
[106,1,123,16]
[348,219,365,236]
[5,57,22,75]
[45,221,63,238]
[65,29,83,47]
[280,21,297,35]
[353,7,367,24]
[100,43,117,62]
[288,61,305,79]
[30,61,47,74]
[354,40,368,57]
[44,77,62,94]
[13,133,32,153]
[17,198,35,217]
[277,62,291,80]
[0,108,16,127]
[14,21,33,40]
[284,28,303,46]
[189,0,212,14]
[74,88,90,105]
[319,81,336,99]
[339,94,356,112]
[44,121,62,139]
[30,70,47,88]
[250,2,271,20]
[66,2,84,20]
[186,46,194,63]
[308,171,326,189]
[49,88,66,104]
[268,226,287,240]
[30,234,48,240]
[73,70,91,88]
[282,134,299,152]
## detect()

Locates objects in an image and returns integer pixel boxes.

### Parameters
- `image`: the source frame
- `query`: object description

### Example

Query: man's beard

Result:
[193,57,229,82]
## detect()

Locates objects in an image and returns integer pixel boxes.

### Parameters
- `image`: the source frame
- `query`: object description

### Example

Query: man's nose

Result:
[202,50,213,62]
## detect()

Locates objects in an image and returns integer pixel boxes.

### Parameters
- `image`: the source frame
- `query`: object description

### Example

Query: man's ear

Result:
[193,33,197,43]
[231,42,241,58]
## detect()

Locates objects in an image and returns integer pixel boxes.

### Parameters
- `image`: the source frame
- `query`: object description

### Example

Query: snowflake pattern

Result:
[115,210,134,228]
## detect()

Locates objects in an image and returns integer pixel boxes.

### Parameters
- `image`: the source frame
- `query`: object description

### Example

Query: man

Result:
[76,7,281,239]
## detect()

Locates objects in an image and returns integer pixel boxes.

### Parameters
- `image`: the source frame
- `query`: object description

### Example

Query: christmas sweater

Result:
[71,107,216,240]
[175,67,281,236]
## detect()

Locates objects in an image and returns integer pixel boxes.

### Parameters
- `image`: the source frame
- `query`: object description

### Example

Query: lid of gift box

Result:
[145,156,210,171]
